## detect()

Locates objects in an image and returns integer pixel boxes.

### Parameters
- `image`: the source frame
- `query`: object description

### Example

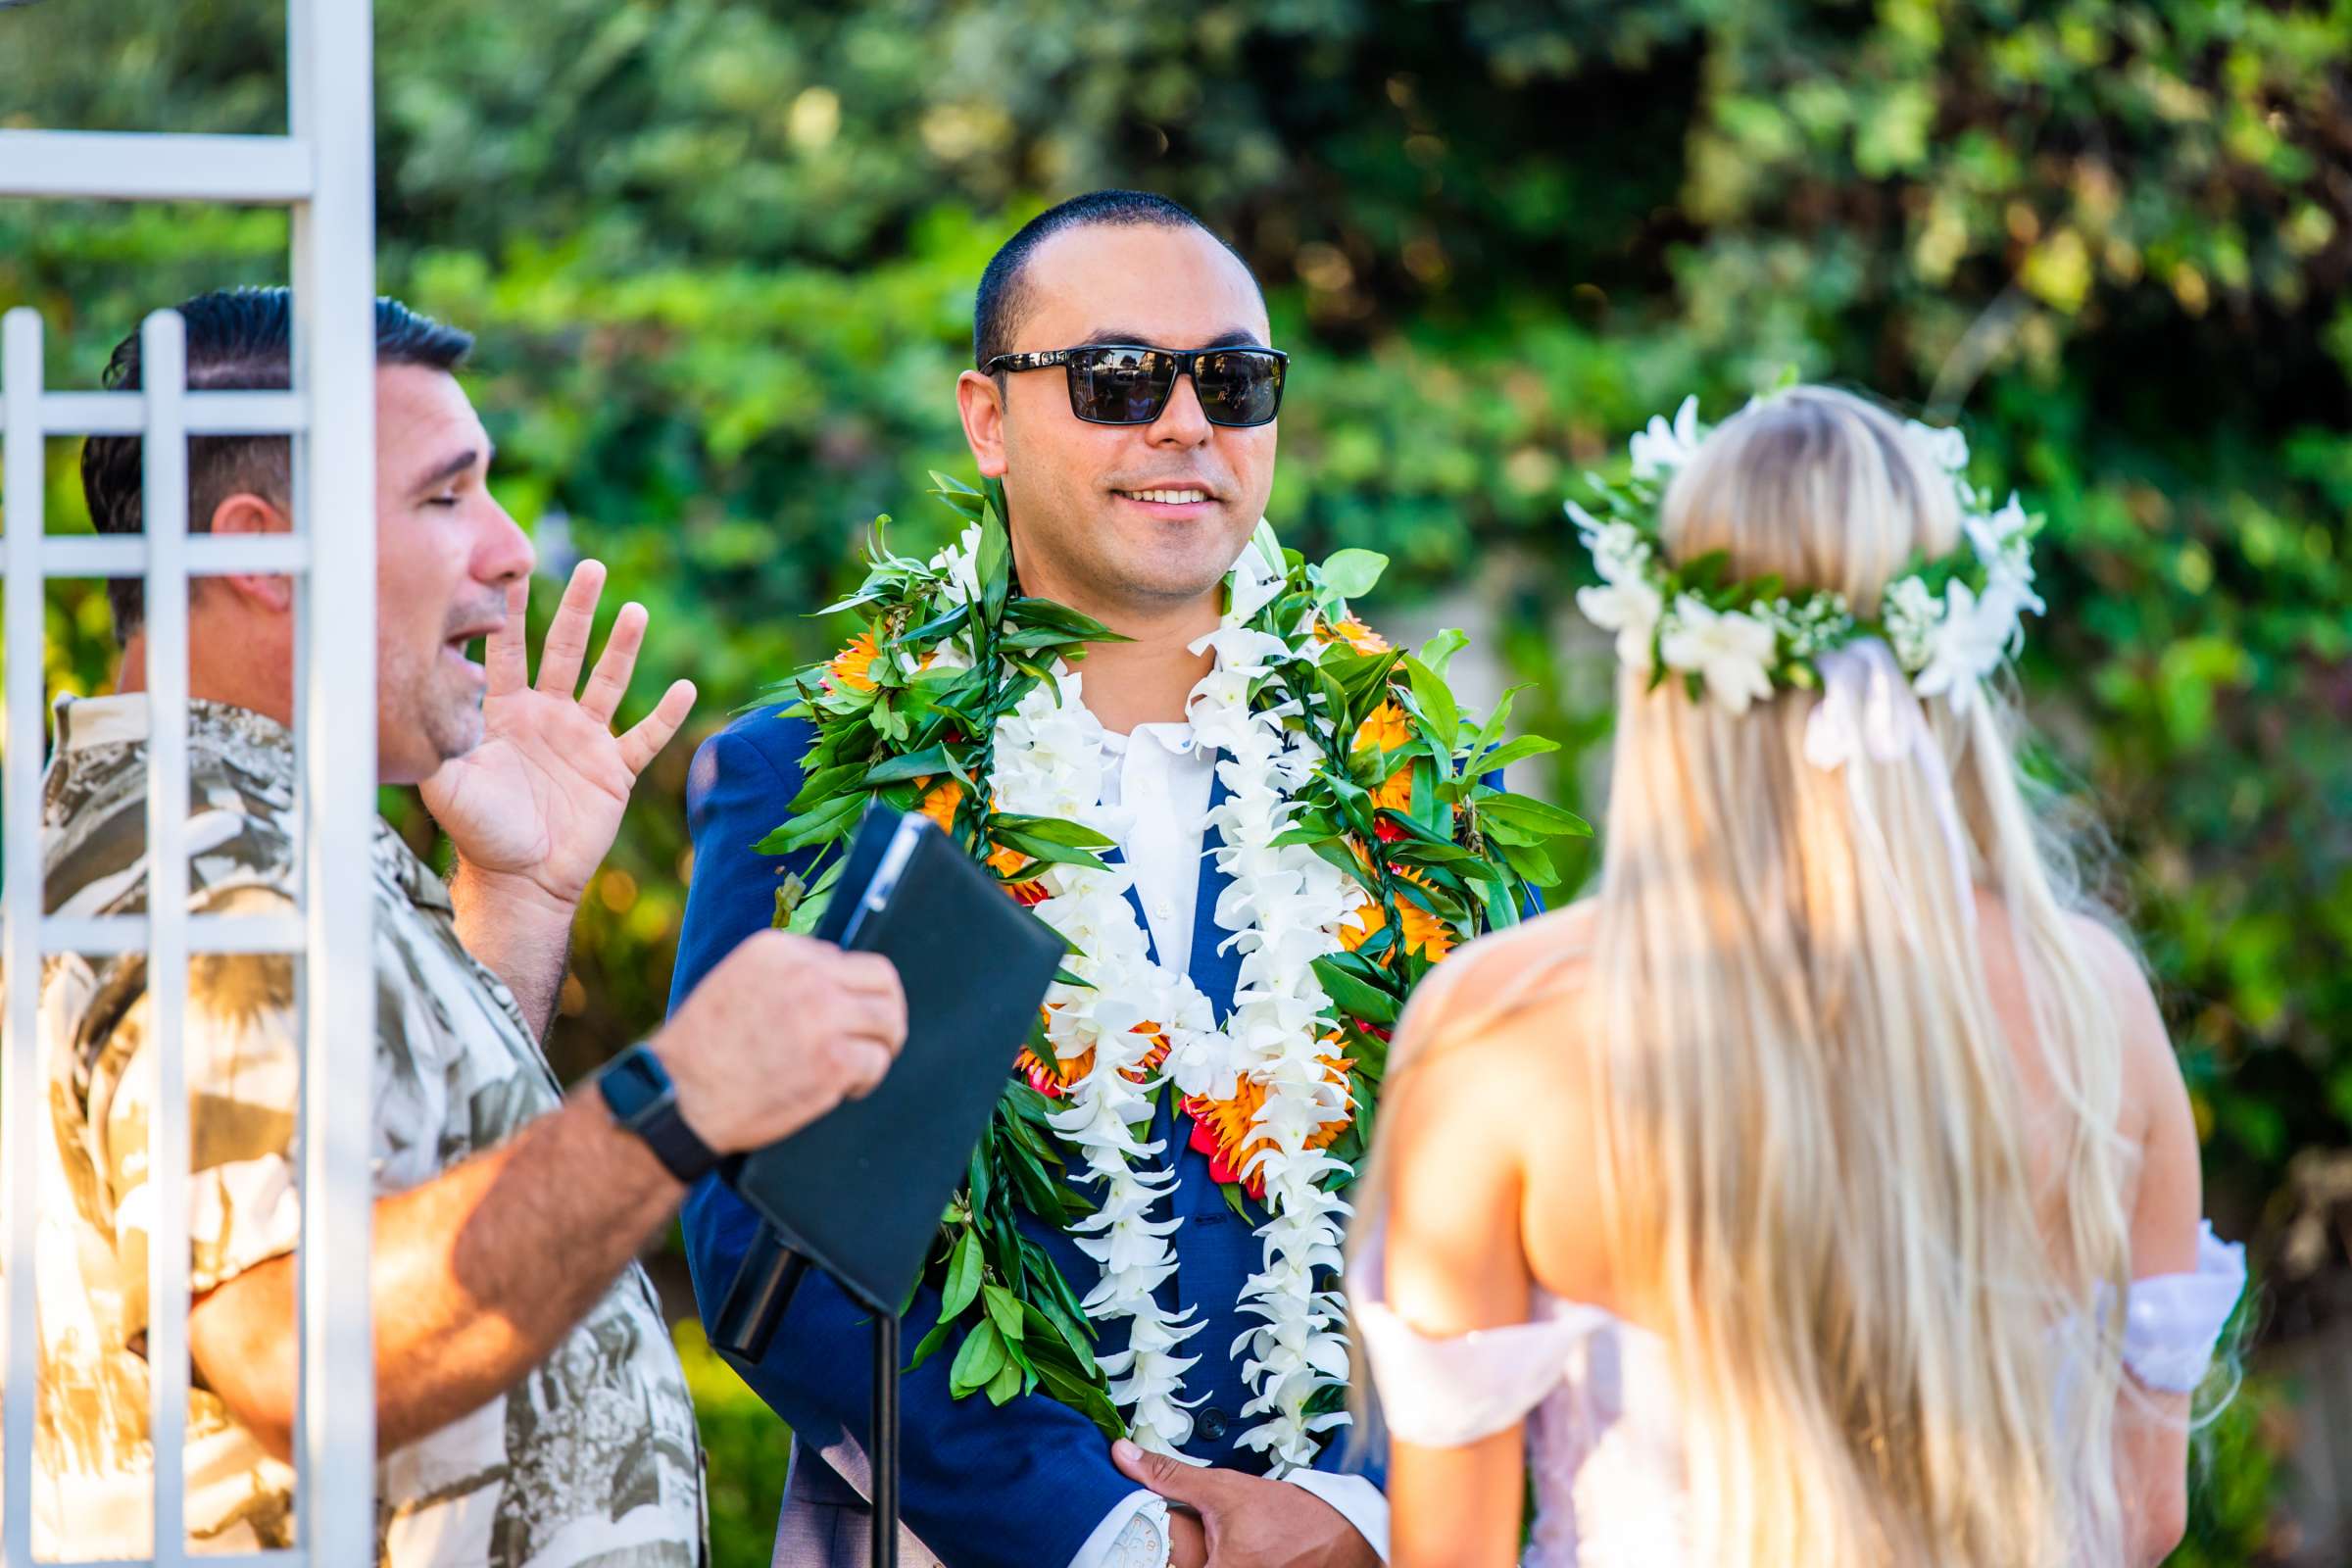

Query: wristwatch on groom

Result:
[597,1043,721,1184]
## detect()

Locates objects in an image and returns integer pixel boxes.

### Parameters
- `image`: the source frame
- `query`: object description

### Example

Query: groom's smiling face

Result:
[961,221,1277,618]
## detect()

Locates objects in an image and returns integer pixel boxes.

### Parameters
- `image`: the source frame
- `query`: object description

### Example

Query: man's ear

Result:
[205,492,295,614]
[956,369,1009,478]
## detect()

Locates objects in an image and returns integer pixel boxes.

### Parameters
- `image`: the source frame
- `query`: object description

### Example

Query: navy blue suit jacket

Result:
[669,710,1523,1566]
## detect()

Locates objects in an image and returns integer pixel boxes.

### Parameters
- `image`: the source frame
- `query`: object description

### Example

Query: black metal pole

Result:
[871,1311,900,1568]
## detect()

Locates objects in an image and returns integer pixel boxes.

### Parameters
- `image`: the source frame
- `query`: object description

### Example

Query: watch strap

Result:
[599,1044,721,1185]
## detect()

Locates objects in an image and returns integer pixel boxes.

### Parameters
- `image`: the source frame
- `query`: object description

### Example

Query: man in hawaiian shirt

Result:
[33,286,907,1565]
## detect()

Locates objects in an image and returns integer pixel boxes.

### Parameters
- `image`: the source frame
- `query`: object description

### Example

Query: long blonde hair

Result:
[1583,385,2134,1563]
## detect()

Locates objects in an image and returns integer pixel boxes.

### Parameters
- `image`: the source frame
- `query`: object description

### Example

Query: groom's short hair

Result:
[973,190,1258,371]
[80,285,471,644]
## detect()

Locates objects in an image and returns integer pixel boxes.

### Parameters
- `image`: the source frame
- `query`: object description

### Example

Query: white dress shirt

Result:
[1099,722,1216,967]
[1067,722,1390,1568]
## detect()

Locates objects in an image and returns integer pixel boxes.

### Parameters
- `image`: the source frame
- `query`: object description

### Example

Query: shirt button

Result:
[1198,1408,1230,1442]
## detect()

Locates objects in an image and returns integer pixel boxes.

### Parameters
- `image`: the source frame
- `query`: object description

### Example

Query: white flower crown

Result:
[1570,393,2045,716]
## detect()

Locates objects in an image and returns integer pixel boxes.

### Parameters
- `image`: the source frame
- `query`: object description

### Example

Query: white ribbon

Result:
[1804,639,1977,931]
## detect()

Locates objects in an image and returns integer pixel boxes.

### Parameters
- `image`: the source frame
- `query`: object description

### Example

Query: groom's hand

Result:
[427,560,696,1034]
[1112,1440,1378,1568]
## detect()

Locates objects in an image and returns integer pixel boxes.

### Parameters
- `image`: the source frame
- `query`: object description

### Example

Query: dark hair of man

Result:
[972,189,1259,372]
[79,286,473,644]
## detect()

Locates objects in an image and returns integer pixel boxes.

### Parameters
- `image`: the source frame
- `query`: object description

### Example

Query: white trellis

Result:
[0,0,380,1562]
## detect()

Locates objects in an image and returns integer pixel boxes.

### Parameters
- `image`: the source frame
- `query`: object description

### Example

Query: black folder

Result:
[723,803,1066,1315]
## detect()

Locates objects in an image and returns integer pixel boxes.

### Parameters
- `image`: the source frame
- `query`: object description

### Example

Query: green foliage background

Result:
[4,1,2345,1561]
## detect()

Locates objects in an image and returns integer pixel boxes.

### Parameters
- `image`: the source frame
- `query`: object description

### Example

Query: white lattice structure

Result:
[0,2,380,1561]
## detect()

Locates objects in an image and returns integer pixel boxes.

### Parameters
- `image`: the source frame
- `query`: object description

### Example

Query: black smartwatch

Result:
[596,1043,721,1185]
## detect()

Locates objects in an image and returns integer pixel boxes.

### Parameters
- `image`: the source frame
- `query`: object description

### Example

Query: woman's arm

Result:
[1376,949,1547,1568]
[2085,919,2201,1566]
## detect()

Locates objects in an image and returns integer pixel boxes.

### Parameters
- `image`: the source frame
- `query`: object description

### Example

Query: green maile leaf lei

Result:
[760,472,1589,1452]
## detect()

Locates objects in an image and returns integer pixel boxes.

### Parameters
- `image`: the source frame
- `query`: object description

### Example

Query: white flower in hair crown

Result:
[1570,394,2045,717]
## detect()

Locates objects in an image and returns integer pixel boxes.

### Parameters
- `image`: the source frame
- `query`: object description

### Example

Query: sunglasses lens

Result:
[1193,351,1285,426]
[1070,347,1175,423]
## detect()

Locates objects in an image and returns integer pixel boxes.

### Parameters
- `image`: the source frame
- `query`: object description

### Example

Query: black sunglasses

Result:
[986,343,1289,428]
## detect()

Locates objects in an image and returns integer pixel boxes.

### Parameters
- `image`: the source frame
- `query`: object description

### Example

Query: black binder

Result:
[710,803,1065,1567]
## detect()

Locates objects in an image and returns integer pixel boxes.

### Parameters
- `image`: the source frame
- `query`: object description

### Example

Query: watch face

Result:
[602,1050,671,1121]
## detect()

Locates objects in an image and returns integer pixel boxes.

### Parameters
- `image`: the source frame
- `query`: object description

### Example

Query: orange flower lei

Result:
[771,486,1584,1459]
[1182,1040,1357,1200]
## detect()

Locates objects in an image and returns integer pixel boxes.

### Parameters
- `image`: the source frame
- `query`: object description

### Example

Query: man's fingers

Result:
[836,1039,898,1100]
[832,951,905,1001]
[533,559,607,698]
[483,576,530,696]
[616,679,698,776]
[579,601,649,726]
[839,990,908,1053]
[1110,1439,1224,1510]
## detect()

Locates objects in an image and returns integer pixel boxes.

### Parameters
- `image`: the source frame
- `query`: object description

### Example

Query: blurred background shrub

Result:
[4,0,2345,1558]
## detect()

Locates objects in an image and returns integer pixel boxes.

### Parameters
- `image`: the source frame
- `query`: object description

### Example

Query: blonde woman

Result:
[1350,387,2244,1567]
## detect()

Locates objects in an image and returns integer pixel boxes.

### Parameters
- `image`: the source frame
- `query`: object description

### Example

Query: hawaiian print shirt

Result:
[29,695,704,1565]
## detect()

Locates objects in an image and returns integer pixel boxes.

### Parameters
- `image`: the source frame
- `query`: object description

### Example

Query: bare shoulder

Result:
[1384,902,1598,1164]
[2063,908,2152,1004]
[2062,910,2180,1101]
[2063,909,2201,1274]
[1394,901,1595,1073]
[1419,898,1597,1006]
[1378,902,1599,1328]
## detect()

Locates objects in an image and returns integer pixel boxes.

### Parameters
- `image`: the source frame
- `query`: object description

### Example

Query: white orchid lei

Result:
[1572,393,2045,714]
[760,474,1586,1468]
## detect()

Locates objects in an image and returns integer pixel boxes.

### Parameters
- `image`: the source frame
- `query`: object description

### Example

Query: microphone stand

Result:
[712,1221,903,1568]
[871,1308,900,1567]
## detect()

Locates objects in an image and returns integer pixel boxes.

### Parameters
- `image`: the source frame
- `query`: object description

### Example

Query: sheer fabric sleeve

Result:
[1350,1228,1601,1448]
[2121,1221,2247,1395]
[1356,1298,1603,1448]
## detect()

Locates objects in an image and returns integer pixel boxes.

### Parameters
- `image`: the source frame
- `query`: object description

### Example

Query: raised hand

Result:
[1111,1440,1378,1568]
[423,560,697,913]
[424,561,696,1037]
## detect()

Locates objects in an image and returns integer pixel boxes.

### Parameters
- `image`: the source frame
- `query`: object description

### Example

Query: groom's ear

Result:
[956,368,1009,479]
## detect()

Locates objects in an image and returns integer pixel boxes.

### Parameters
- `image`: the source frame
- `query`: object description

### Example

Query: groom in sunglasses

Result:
[669,191,1386,1568]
